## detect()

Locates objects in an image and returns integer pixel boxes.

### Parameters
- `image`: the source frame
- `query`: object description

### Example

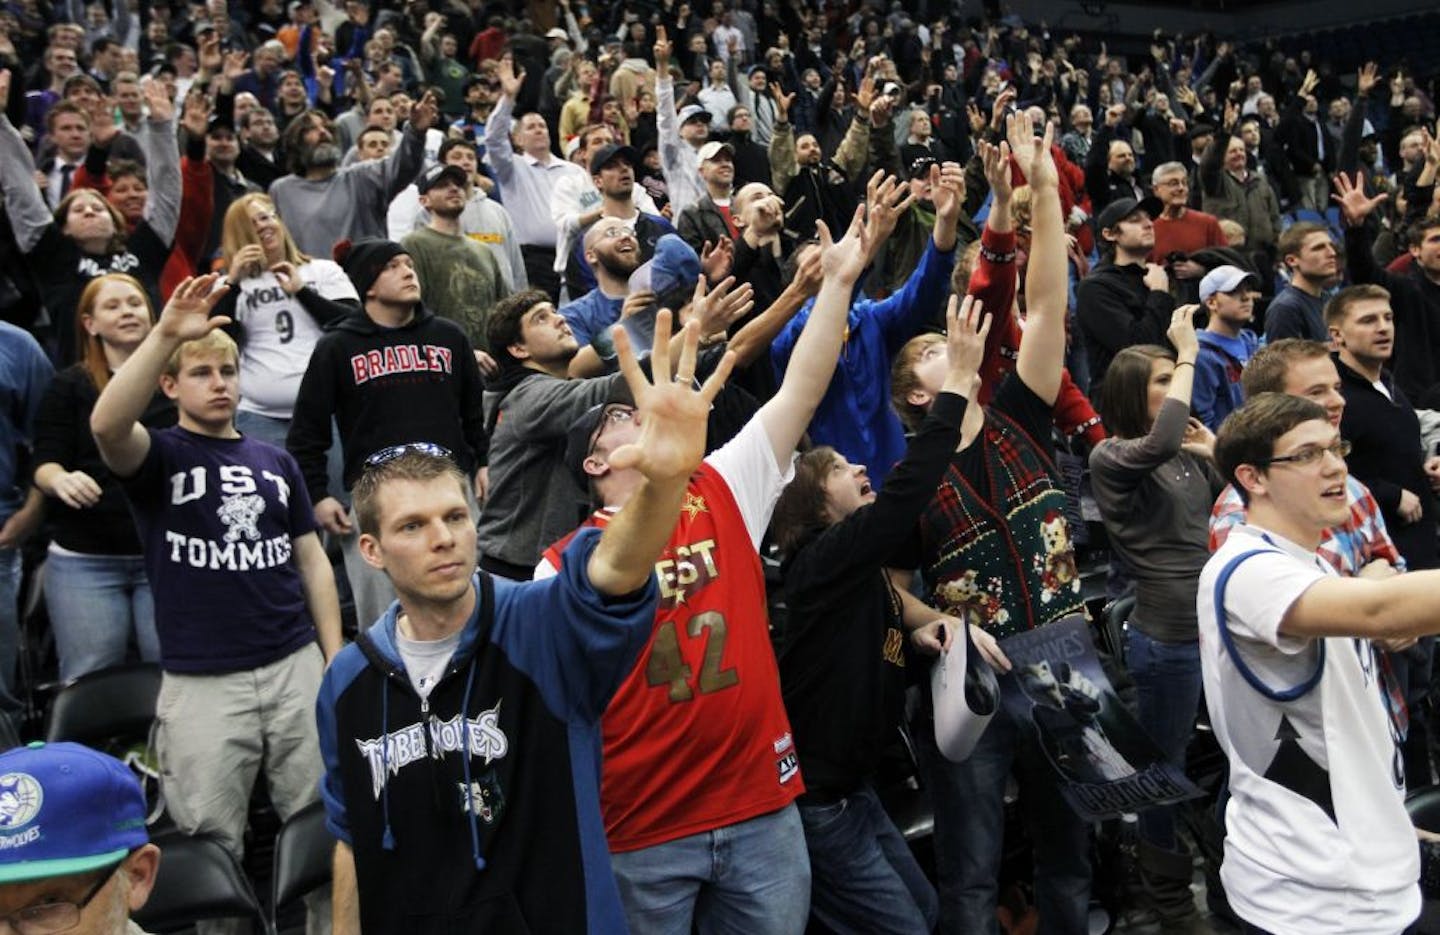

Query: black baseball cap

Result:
[589,143,639,176]
[417,163,468,193]
[1097,195,1163,230]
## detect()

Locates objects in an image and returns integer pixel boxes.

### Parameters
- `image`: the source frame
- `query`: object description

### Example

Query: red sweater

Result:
[1149,207,1225,264]
[968,225,1106,446]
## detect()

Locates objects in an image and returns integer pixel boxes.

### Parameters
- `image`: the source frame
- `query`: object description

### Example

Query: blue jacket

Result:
[771,238,955,487]
[316,528,657,934]
[1194,329,1259,431]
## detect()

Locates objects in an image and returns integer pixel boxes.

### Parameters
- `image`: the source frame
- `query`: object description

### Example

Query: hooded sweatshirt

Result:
[476,368,625,570]
[287,305,487,502]
[1195,329,1259,431]
[316,528,657,934]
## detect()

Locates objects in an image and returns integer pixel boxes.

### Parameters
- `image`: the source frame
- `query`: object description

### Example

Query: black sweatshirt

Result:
[1334,355,1439,571]
[287,305,488,502]
[777,391,968,799]
[31,366,176,554]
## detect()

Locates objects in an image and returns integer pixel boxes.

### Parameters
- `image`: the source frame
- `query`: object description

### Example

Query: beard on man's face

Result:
[305,141,342,169]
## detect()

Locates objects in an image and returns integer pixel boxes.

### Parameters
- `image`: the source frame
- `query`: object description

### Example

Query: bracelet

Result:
[1175,360,1195,369]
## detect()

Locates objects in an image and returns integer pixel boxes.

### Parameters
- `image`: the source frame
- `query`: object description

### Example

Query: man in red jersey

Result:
[536,206,874,933]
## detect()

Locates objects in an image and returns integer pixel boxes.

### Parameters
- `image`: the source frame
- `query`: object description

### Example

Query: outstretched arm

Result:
[1009,112,1065,405]
[140,79,181,244]
[587,312,736,596]
[756,205,869,469]
[91,275,231,477]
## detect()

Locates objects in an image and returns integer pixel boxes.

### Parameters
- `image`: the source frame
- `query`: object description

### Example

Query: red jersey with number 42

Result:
[541,463,802,852]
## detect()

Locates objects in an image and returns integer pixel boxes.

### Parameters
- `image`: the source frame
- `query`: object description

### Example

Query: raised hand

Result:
[158,274,231,341]
[1300,68,1319,97]
[409,89,439,131]
[683,274,754,338]
[498,55,524,99]
[1007,112,1056,190]
[0,69,9,110]
[793,245,824,297]
[223,49,250,82]
[989,85,1016,129]
[819,203,870,284]
[1353,61,1376,97]
[943,293,990,394]
[979,139,1013,204]
[699,236,732,282]
[771,82,795,119]
[608,310,735,482]
[931,161,967,224]
[861,170,914,260]
[653,25,672,71]
[1167,303,1200,361]
[198,32,222,75]
[144,78,175,123]
[966,101,985,135]
[181,90,211,139]
[854,75,877,112]
[1331,170,1388,226]
[90,94,120,146]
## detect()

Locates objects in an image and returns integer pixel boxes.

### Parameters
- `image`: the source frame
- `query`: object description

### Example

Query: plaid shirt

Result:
[1209,475,1405,575]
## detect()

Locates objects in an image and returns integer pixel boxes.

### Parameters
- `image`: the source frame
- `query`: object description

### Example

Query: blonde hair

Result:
[164,330,239,377]
[76,273,153,390]
[1218,218,1246,246]
[220,193,309,269]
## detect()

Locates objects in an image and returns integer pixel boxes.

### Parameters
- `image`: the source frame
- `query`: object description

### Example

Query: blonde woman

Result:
[212,193,359,446]
[32,274,176,679]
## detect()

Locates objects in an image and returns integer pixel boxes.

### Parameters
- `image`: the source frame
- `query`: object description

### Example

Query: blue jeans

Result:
[45,547,158,681]
[609,803,811,935]
[1125,628,1202,850]
[0,547,18,713]
[918,705,1091,934]
[799,784,937,934]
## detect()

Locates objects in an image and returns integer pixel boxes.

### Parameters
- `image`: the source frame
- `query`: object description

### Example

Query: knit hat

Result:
[0,742,149,883]
[334,238,407,299]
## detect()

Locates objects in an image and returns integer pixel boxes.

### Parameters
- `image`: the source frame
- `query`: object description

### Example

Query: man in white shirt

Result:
[1198,391,1440,935]
[653,27,711,217]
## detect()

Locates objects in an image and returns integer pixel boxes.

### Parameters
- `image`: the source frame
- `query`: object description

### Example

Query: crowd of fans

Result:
[1,0,1439,932]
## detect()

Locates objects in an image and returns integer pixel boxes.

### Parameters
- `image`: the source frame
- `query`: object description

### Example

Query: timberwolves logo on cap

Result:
[0,773,43,829]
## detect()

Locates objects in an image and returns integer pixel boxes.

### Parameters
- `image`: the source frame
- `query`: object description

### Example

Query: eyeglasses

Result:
[0,861,122,934]
[363,442,454,470]
[1263,439,1351,468]
[587,405,635,456]
[1156,178,1188,188]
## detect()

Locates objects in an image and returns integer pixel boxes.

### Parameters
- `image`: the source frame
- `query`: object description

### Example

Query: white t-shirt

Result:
[1196,524,1418,935]
[535,415,794,578]
[394,626,461,701]
[232,259,358,419]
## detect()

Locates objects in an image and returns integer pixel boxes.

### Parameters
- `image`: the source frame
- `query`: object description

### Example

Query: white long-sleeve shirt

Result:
[656,76,706,217]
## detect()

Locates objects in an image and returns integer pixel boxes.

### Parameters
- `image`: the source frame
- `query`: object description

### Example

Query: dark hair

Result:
[1241,338,1331,398]
[437,137,475,163]
[769,447,838,555]
[1324,283,1390,328]
[487,288,552,369]
[1214,393,1328,505]
[1276,221,1330,266]
[281,108,333,173]
[352,450,469,538]
[781,238,820,283]
[106,158,145,185]
[1097,344,1174,439]
[1406,214,1440,246]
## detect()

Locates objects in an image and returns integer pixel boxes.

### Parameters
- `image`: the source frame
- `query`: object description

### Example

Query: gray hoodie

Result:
[477,368,625,570]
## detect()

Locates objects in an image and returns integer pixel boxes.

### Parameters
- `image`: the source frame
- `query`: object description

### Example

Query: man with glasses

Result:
[287,237,488,631]
[91,275,341,935]
[0,742,161,935]
[318,313,734,934]
[1148,161,1225,303]
[1196,389,1440,934]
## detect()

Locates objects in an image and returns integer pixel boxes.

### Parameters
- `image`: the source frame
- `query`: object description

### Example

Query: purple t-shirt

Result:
[124,426,319,674]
